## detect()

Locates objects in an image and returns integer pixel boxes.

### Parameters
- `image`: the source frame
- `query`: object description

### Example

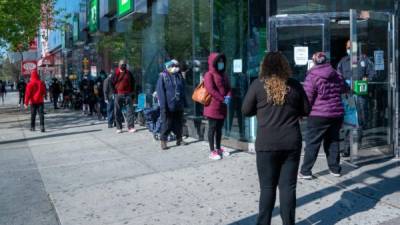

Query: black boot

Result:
[161,141,168,150]
[40,127,45,133]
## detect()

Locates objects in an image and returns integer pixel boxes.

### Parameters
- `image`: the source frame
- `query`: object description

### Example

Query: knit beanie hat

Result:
[312,52,327,65]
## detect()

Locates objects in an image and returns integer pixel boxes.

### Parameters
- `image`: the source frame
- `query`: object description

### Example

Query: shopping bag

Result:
[342,94,359,127]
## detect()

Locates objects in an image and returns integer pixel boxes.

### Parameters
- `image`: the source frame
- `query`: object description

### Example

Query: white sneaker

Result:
[209,151,222,160]
[298,173,312,180]
[128,128,137,133]
[116,129,122,134]
[330,171,341,177]
[217,148,230,157]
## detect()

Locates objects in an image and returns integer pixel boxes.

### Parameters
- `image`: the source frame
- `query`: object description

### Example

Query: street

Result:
[1,92,400,225]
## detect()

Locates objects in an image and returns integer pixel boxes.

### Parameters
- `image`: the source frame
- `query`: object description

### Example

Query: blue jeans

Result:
[107,98,115,126]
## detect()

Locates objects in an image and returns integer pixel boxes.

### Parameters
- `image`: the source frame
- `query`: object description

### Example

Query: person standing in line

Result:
[299,52,348,179]
[79,75,94,115]
[17,78,26,107]
[156,59,188,150]
[50,78,61,110]
[203,53,232,160]
[112,60,136,133]
[242,52,310,225]
[104,72,115,128]
[62,77,73,109]
[0,80,6,104]
[24,70,47,132]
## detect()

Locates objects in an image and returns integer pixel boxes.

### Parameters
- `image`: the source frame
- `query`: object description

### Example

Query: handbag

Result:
[192,80,211,106]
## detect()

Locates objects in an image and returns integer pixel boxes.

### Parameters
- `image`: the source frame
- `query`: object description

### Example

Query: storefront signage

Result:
[89,0,98,32]
[374,50,384,71]
[294,46,309,66]
[118,0,134,17]
[22,61,37,75]
[117,0,147,19]
[73,15,79,42]
[233,59,243,73]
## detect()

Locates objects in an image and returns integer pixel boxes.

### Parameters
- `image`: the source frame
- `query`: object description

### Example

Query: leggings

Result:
[208,118,224,151]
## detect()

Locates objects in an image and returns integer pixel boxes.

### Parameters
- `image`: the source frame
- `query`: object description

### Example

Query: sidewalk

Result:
[1,92,400,225]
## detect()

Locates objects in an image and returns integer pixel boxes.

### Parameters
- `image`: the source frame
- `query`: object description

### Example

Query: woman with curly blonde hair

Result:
[242,52,310,225]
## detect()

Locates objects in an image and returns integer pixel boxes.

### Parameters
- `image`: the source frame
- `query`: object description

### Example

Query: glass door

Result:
[269,14,330,82]
[349,9,396,162]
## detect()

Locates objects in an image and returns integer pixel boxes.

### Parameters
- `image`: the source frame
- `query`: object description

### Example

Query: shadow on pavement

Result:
[0,129,102,145]
[227,161,400,225]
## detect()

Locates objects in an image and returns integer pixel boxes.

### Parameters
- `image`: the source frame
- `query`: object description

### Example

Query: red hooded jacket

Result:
[25,70,47,105]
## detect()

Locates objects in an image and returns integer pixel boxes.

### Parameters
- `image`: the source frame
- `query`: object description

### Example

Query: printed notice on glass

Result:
[294,46,309,66]
[374,50,384,71]
[233,59,243,73]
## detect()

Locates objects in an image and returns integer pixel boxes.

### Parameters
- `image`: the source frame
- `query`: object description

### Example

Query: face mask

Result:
[347,49,351,55]
[173,67,180,73]
[217,62,225,71]
[120,64,127,71]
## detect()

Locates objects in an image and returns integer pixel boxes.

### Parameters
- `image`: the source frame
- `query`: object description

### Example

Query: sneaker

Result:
[330,171,341,177]
[209,151,222,160]
[298,173,312,180]
[128,128,137,133]
[217,148,230,157]
[116,129,122,134]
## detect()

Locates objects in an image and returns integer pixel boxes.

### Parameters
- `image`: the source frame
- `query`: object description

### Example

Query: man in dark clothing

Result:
[112,60,136,133]
[79,76,95,115]
[50,78,61,109]
[17,78,27,107]
[104,73,115,128]
[337,40,376,157]
[156,59,188,150]
[62,78,73,108]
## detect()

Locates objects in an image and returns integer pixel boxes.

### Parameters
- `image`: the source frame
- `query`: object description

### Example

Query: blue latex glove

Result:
[223,96,231,105]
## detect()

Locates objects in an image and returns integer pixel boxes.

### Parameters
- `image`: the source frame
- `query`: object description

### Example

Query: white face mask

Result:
[173,67,180,73]
[347,49,351,55]
[217,62,225,71]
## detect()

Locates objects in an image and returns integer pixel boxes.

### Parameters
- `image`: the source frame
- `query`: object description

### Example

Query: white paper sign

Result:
[294,46,309,66]
[233,59,243,73]
[374,50,384,71]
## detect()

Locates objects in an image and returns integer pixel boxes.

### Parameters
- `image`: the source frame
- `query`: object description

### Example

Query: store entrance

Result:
[269,11,397,163]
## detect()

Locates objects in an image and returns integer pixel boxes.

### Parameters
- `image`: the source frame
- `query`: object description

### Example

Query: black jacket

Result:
[103,76,114,101]
[242,78,310,151]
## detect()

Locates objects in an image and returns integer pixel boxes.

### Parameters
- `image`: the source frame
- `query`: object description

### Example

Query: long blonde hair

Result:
[259,52,292,105]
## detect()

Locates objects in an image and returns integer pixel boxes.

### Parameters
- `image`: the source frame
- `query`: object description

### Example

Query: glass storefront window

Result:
[277,0,395,14]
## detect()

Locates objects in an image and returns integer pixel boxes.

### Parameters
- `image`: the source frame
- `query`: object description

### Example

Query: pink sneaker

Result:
[209,151,222,160]
[128,128,137,133]
[217,148,230,157]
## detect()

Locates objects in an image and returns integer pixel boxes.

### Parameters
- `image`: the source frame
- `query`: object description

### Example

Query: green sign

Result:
[354,80,368,95]
[73,15,79,42]
[89,0,98,32]
[118,0,134,17]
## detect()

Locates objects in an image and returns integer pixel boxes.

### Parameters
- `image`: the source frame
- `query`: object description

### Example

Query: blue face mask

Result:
[217,62,225,71]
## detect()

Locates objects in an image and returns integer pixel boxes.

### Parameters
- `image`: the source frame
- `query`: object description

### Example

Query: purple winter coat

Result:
[203,53,232,120]
[303,63,347,118]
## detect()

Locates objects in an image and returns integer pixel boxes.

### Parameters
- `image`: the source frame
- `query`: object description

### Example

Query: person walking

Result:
[299,52,348,179]
[24,70,47,132]
[103,72,115,128]
[17,78,26,107]
[203,53,232,160]
[50,78,61,110]
[112,60,136,133]
[0,80,6,104]
[156,59,188,150]
[242,52,310,225]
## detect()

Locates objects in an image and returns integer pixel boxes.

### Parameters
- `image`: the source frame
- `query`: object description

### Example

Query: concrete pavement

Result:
[1,91,400,225]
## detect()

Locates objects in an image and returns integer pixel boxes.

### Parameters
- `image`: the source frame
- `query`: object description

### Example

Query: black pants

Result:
[19,92,25,105]
[53,93,59,109]
[114,94,135,130]
[160,110,183,141]
[208,118,224,151]
[31,104,44,129]
[256,150,301,225]
[300,116,343,175]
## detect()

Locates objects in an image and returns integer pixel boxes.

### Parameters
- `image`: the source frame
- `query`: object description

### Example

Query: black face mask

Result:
[120,64,127,71]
